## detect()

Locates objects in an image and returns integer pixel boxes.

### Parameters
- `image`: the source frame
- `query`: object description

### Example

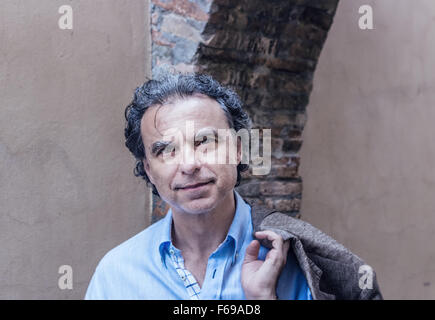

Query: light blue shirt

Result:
[85,191,312,300]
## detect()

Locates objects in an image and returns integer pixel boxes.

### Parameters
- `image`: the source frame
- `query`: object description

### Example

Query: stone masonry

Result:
[150,0,339,222]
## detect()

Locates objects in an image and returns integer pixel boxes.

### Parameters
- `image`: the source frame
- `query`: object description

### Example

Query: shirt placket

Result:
[200,238,234,300]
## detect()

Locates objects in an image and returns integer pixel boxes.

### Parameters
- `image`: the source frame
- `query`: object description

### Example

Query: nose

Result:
[179,142,201,175]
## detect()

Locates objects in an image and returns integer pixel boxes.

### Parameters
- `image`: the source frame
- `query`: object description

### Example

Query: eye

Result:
[194,139,203,147]
[195,135,216,147]
[159,144,178,157]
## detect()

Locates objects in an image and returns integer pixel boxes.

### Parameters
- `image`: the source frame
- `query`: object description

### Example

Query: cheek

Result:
[231,165,238,184]
[149,161,178,189]
[210,164,238,186]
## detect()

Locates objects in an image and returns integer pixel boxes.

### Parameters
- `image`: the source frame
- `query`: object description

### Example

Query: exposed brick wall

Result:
[150,0,339,221]
[151,0,213,75]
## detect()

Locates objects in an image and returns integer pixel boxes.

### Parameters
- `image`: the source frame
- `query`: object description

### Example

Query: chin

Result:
[179,196,219,215]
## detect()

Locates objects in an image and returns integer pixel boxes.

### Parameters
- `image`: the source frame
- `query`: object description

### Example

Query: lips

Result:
[177,180,214,190]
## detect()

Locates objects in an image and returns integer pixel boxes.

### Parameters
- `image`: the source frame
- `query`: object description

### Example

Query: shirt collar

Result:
[157,190,252,267]
[226,190,251,264]
[158,208,173,268]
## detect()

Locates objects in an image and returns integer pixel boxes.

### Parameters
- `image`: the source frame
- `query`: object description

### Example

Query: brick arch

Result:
[150,0,339,221]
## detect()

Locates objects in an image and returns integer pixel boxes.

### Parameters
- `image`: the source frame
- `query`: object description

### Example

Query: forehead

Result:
[141,95,230,145]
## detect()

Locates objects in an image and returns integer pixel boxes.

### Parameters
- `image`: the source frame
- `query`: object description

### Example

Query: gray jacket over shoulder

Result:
[251,204,383,300]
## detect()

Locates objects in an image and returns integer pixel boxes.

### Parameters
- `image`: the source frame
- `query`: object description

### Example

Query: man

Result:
[85,73,382,300]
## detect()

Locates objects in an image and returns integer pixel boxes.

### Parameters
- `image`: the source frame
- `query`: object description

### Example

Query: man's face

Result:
[141,94,240,215]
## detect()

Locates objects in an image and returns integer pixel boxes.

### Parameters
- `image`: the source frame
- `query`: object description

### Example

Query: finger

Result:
[255,230,284,252]
[263,249,286,279]
[256,231,290,267]
[282,240,290,265]
[243,240,260,264]
[264,242,289,272]
[265,247,280,266]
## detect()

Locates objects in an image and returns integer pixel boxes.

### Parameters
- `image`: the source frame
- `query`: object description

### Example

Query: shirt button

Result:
[169,249,175,255]
[181,275,186,281]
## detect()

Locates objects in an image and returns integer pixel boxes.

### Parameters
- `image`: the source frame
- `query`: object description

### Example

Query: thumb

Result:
[243,240,260,264]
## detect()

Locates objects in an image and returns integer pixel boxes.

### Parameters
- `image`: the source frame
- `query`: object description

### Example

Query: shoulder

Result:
[250,204,356,259]
[85,218,168,299]
[98,218,166,267]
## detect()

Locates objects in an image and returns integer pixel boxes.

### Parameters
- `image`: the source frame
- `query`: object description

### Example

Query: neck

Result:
[171,191,236,258]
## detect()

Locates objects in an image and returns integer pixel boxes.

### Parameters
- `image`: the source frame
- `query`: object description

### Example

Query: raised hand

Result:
[241,230,290,300]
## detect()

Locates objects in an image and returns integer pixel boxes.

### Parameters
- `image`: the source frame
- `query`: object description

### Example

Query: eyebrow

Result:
[195,128,218,139]
[150,128,219,156]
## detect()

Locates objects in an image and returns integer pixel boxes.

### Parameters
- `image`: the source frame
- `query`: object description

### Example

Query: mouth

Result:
[176,180,214,191]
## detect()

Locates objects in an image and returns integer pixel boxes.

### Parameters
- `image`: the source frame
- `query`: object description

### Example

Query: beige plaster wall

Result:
[0,0,151,299]
[300,0,435,299]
